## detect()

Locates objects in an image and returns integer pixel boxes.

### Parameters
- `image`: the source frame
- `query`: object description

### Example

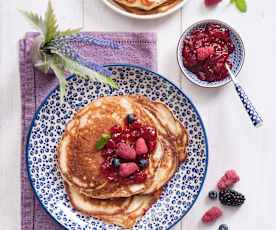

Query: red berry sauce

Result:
[182,23,235,82]
[100,119,157,185]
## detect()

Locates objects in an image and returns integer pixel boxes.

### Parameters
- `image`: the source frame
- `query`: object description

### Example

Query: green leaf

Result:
[57,28,82,37]
[44,1,59,43]
[96,133,111,150]
[231,0,247,13]
[235,0,247,12]
[53,51,118,89]
[19,9,45,33]
[50,61,67,101]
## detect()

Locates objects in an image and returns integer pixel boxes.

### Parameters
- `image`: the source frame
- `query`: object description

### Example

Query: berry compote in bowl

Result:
[177,19,245,88]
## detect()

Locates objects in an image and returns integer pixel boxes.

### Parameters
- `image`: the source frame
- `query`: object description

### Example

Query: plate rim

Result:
[25,64,209,230]
[102,0,187,20]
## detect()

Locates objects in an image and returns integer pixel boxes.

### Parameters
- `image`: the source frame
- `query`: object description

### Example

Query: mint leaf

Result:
[235,0,247,12]
[96,133,111,150]
[231,0,247,13]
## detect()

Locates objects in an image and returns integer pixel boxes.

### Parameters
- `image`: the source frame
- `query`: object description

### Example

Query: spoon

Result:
[225,64,263,127]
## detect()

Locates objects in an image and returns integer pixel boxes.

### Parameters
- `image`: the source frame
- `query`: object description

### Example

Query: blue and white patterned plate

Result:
[177,19,245,88]
[26,64,208,230]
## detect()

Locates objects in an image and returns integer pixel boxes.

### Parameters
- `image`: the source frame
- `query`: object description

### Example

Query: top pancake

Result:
[58,95,188,199]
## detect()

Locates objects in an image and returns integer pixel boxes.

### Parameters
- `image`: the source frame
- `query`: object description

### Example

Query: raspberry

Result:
[202,206,222,223]
[117,143,136,160]
[106,139,116,149]
[147,140,157,152]
[204,0,222,7]
[111,125,122,134]
[196,47,214,61]
[135,138,148,155]
[133,171,147,183]
[217,169,240,190]
[119,163,139,177]
[142,126,157,141]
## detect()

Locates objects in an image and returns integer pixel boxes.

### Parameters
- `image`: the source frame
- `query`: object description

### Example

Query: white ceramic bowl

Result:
[102,0,186,20]
[177,19,245,88]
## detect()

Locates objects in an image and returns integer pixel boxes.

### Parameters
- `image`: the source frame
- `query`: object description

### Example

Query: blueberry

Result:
[208,190,218,200]
[138,159,149,169]
[127,114,136,124]
[219,224,228,230]
[111,158,121,168]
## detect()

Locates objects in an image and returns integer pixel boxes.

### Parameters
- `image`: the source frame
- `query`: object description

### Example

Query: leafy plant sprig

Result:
[230,0,247,13]
[20,1,119,101]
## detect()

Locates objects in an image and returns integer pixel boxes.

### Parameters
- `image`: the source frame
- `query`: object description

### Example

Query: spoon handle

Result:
[234,83,263,127]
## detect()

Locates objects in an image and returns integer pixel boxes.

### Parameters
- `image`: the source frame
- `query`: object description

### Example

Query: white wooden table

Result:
[0,0,275,229]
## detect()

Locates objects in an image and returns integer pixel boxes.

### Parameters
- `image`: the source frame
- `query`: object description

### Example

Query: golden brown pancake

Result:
[114,0,182,15]
[59,95,189,228]
[65,182,161,228]
[58,95,188,199]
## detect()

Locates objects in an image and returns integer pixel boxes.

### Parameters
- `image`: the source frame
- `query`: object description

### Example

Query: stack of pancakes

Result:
[114,0,182,15]
[58,95,188,228]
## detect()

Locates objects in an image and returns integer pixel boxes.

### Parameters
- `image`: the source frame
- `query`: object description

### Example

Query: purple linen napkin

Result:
[19,32,157,230]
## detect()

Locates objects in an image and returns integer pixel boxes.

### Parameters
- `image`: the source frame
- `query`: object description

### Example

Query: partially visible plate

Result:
[26,64,208,230]
[102,0,186,20]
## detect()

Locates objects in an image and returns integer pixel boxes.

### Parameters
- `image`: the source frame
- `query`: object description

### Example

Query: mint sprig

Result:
[96,133,111,150]
[231,0,247,13]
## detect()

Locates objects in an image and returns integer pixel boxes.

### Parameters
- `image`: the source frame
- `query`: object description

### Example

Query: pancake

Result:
[114,0,182,15]
[65,182,161,228]
[114,0,169,11]
[58,95,188,199]
[132,95,188,162]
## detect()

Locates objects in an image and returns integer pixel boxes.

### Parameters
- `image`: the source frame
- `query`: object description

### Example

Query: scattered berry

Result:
[117,143,136,160]
[202,206,222,223]
[135,137,148,155]
[208,190,218,200]
[217,169,240,190]
[204,0,222,7]
[111,158,121,169]
[138,159,149,169]
[219,189,245,206]
[126,114,136,124]
[119,162,139,177]
[219,224,229,230]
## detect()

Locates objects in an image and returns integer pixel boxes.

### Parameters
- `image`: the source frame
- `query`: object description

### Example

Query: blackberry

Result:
[219,189,245,206]
[208,190,218,200]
